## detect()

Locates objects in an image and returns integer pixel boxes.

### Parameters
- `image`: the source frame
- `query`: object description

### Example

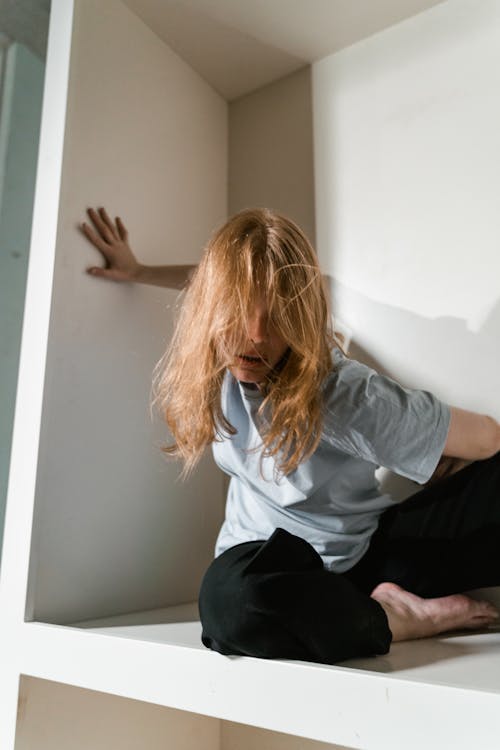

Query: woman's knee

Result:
[198,543,266,655]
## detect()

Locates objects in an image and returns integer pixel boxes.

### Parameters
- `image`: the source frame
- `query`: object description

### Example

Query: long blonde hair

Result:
[152,208,336,477]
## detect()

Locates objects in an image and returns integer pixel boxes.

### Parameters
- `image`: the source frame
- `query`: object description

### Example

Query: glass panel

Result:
[0,2,49,560]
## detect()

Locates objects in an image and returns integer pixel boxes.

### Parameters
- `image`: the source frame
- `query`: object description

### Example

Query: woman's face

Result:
[228,296,289,387]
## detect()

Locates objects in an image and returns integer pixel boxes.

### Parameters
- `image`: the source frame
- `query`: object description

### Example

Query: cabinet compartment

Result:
[15,676,347,750]
[25,0,227,626]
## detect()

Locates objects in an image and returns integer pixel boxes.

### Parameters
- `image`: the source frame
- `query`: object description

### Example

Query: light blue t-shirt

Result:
[212,350,451,572]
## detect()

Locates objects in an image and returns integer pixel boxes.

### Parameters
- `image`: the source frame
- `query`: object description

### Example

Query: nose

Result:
[247,308,268,344]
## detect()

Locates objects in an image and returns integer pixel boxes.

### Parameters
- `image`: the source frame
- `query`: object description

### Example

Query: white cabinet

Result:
[2,1,500,748]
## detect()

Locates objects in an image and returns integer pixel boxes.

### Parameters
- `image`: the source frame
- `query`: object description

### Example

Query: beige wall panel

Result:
[15,676,220,750]
[222,721,350,750]
[229,67,315,245]
[27,0,227,624]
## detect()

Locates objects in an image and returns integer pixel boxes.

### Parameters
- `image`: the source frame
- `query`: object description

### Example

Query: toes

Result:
[472,600,499,618]
[371,581,404,597]
[462,617,498,631]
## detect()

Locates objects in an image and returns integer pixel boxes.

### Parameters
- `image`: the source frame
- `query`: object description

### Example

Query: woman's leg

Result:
[199,528,391,665]
[199,519,499,662]
[346,453,500,598]
[199,456,500,663]
[370,582,499,641]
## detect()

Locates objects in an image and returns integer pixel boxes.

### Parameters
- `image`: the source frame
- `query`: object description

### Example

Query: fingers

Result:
[116,216,129,242]
[79,220,109,251]
[86,266,120,282]
[86,266,108,278]
[85,207,117,244]
[97,207,119,239]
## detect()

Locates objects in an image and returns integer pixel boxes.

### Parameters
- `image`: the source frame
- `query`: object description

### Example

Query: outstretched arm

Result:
[80,207,196,290]
[427,407,499,485]
[443,406,500,460]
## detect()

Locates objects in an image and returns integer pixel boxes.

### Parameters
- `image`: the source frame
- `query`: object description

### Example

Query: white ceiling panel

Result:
[122,0,449,99]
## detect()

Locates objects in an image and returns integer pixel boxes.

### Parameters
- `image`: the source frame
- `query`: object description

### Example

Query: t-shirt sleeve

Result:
[323,356,451,484]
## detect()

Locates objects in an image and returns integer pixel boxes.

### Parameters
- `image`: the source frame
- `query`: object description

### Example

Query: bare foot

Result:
[371,582,499,642]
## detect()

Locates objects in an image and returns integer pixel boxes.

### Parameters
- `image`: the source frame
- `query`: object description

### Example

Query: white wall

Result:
[313,0,500,420]
[27,0,227,624]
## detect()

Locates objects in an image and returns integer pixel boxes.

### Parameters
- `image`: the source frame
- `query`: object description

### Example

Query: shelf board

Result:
[15,602,500,749]
[70,599,500,693]
[70,601,203,648]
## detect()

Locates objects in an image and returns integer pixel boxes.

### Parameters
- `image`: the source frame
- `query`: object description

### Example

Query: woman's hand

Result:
[80,207,142,283]
[80,206,197,289]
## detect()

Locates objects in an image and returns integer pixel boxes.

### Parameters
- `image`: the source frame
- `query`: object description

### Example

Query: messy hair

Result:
[152,208,336,477]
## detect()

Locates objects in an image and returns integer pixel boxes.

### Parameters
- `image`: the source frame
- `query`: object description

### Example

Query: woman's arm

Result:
[443,406,500,460]
[80,206,196,290]
[425,408,499,485]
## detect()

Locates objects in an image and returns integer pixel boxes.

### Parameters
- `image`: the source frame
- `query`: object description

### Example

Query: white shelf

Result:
[11,604,500,749]
[71,601,203,648]
[3,0,500,748]
[71,597,500,695]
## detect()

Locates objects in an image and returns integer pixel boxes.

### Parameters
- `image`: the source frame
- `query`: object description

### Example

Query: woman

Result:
[81,206,500,664]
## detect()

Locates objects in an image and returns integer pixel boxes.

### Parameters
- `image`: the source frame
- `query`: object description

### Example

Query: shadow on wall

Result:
[324,274,500,406]
[324,274,500,501]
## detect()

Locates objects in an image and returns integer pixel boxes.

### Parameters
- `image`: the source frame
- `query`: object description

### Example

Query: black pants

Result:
[199,453,500,665]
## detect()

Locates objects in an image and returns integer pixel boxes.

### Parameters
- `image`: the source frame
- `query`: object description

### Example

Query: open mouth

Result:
[237,353,264,365]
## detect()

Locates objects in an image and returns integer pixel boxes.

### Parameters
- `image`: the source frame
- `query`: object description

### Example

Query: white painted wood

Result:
[23,0,227,625]
[0,0,74,627]
[0,5,75,750]
[9,617,500,749]
[2,1,500,748]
